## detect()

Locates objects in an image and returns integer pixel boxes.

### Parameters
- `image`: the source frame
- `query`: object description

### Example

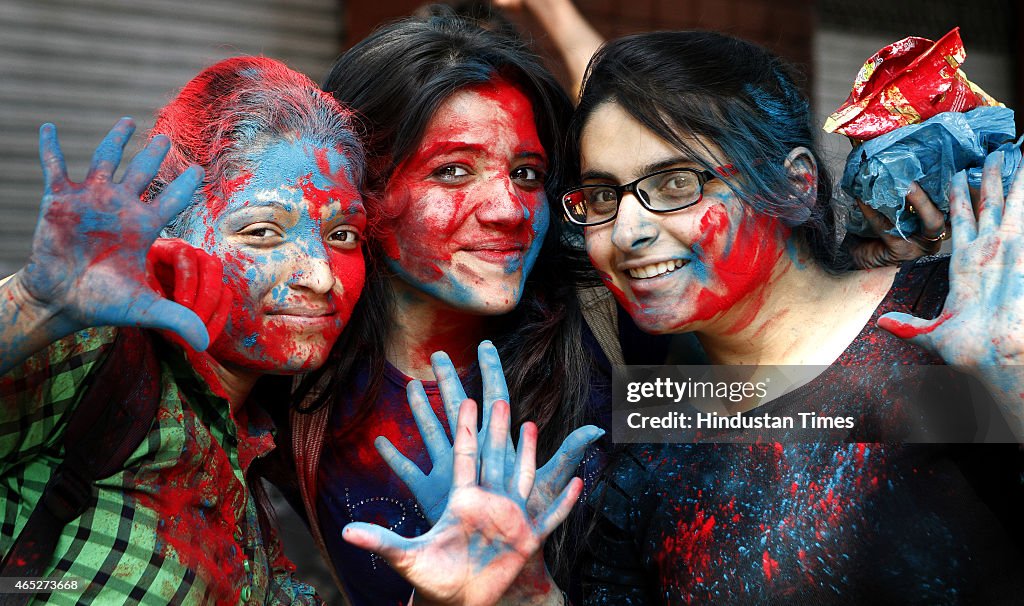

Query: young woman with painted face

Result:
[0,57,368,604]
[283,11,626,606]
[563,32,1023,603]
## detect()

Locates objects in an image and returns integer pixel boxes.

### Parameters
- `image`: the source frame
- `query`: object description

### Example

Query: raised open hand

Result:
[375,341,603,525]
[18,118,208,350]
[878,151,1024,435]
[345,398,582,606]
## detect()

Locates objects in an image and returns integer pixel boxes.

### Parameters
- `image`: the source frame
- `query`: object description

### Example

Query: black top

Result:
[583,258,1024,605]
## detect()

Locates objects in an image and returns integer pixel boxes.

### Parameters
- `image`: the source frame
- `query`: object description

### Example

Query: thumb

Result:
[877,311,942,352]
[342,522,412,566]
[132,293,210,351]
[537,425,605,487]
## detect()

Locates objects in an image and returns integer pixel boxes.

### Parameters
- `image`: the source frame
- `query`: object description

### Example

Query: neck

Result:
[385,278,489,380]
[695,251,899,366]
[184,347,261,413]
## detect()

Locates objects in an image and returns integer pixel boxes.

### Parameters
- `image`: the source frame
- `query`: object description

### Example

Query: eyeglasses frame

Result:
[561,164,738,227]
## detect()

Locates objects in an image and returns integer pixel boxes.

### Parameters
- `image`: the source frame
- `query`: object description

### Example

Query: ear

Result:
[783,146,818,207]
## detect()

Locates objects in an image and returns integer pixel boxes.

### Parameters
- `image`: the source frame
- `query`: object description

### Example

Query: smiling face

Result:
[580,102,790,335]
[379,78,550,314]
[179,138,366,373]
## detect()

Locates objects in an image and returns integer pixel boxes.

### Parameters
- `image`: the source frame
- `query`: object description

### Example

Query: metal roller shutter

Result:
[0,0,342,274]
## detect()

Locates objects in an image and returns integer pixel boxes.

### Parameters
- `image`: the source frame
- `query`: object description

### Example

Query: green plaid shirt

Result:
[0,326,321,605]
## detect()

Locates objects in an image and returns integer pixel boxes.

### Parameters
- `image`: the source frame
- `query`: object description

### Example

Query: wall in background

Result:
[0,0,343,274]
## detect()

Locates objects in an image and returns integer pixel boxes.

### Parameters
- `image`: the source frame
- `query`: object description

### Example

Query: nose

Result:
[288,241,335,295]
[475,176,529,228]
[610,191,659,252]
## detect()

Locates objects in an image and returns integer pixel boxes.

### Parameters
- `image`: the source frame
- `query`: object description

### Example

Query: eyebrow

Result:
[516,150,548,164]
[417,141,487,157]
[237,199,299,214]
[581,155,699,183]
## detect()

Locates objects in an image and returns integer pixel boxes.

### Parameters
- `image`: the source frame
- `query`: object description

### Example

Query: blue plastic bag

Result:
[841,106,1022,237]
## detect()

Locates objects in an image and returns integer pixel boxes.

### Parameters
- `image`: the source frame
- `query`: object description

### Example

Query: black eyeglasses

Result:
[561,164,737,227]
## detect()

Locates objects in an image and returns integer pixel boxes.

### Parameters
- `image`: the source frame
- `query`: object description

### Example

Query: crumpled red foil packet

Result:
[824,27,1001,141]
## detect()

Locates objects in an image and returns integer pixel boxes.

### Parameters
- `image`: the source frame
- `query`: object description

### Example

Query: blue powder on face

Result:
[243,333,258,348]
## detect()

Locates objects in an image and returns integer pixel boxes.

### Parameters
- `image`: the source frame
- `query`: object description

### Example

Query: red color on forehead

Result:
[463,77,546,160]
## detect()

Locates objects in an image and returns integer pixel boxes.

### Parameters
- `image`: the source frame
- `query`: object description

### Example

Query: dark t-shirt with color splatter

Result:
[316,328,615,606]
[583,258,1024,605]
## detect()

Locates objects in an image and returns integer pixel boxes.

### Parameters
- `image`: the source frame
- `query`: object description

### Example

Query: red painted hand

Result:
[146,238,232,349]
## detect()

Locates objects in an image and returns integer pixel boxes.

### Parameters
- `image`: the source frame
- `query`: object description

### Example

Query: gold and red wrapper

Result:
[824,27,1002,141]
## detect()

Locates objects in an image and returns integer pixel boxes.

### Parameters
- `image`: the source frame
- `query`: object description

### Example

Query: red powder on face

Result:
[199,144,365,376]
[295,165,367,329]
[378,78,547,305]
[678,204,789,333]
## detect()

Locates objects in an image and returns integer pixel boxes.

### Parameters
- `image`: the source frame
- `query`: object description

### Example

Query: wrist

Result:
[7,270,76,333]
[498,554,562,605]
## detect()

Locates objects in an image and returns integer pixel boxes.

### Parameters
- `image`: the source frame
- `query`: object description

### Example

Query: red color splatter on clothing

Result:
[659,507,716,588]
[135,408,246,605]
[762,550,780,582]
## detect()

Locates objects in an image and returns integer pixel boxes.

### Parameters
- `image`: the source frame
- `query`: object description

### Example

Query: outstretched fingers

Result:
[511,422,538,501]
[407,379,452,464]
[977,151,1005,235]
[153,165,204,229]
[122,135,172,196]
[432,351,468,436]
[877,311,946,353]
[452,399,480,490]
[87,117,135,184]
[131,293,210,352]
[342,522,412,565]
[375,436,426,492]
[480,399,510,490]
[534,477,583,539]
[949,170,978,248]
[537,425,605,490]
[38,123,69,194]
[478,341,510,430]
[1000,158,1024,233]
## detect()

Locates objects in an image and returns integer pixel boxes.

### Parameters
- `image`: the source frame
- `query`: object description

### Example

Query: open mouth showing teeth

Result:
[627,259,687,279]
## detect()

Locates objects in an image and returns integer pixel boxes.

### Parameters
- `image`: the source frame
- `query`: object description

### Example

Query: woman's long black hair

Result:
[569,30,851,273]
[294,6,604,579]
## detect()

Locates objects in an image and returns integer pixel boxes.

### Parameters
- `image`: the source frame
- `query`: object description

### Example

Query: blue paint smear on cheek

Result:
[689,242,710,284]
[518,201,551,287]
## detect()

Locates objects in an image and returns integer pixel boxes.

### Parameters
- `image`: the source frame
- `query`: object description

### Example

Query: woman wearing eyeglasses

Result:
[562,31,1023,604]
